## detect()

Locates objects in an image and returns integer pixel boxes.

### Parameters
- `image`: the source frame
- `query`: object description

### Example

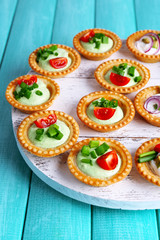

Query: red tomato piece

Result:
[110,72,130,86]
[17,75,37,85]
[49,57,68,69]
[34,114,57,128]
[96,150,118,170]
[154,144,160,153]
[80,30,95,42]
[94,107,116,120]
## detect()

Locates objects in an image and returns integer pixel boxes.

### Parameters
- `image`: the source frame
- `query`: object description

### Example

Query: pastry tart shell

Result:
[29,44,81,78]
[134,86,160,127]
[126,30,160,63]
[94,59,150,93]
[135,138,160,186]
[73,28,122,61]
[5,75,60,113]
[17,110,79,157]
[77,91,135,132]
[67,137,132,187]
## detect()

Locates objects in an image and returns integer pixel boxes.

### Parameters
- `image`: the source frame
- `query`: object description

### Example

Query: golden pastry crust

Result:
[134,86,160,127]
[73,28,122,60]
[94,59,150,93]
[135,138,160,186]
[68,137,132,187]
[29,44,81,78]
[126,30,160,63]
[17,110,79,157]
[5,75,60,113]
[77,91,135,132]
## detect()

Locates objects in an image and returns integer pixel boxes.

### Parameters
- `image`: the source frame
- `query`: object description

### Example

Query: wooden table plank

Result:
[23,175,91,240]
[92,207,159,240]
[135,0,160,29]
[22,0,94,239]
[52,0,95,46]
[0,0,18,63]
[0,0,57,239]
[96,0,136,39]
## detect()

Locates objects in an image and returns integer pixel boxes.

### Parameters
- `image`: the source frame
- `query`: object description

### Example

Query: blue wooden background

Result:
[1,0,160,239]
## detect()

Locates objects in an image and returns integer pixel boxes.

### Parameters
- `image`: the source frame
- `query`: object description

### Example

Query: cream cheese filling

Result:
[80,37,113,53]
[15,79,50,106]
[86,98,124,125]
[104,65,140,87]
[28,120,70,149]
[76,148,121,179]
[38,48,72,72]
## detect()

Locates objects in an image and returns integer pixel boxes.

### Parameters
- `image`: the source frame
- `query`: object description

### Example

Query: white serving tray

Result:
[12,41,160,210]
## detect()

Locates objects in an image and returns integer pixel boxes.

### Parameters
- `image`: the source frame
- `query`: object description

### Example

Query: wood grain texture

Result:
[96,0,136,39]
[92,207,159,240]
[1,0,160,239]
[0,0,57,239]
[0,0,18,63]
[135,0,160,30]
[52,0,95,46]
[23,175,91,240]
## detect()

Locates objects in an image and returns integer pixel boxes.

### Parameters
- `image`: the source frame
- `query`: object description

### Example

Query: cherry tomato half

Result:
[154,144,160,153]
[110,72,130,86]
[94,107,116,120]
[34,114,57,128]
[17,75,37,85]
[49,57,68,69]
[80,30,95,42]
[96,150,118,170]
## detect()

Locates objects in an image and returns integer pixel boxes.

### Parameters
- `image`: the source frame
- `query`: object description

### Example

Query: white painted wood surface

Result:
[12,41,160,210]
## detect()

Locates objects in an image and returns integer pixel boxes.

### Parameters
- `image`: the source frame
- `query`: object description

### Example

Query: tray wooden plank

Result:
[12,41,160,211]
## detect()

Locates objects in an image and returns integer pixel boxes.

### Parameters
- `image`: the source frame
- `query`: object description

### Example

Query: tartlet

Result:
[77,91,135,132]
[126,30,160,63]
[17,110,79,157]
[5,75,60,113]
[29,44,81,78]
[135,138,160,186]
[73,28,122,60]
[134,86,160,127]
[68,137,132,187]
[94,59,150,93]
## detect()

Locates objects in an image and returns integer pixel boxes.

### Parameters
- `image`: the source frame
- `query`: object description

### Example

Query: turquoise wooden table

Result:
[1,0,160,239]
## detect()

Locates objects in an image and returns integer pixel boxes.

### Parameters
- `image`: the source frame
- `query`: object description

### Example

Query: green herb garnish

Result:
[46,124,63,140]
[134,76,142,83]
[128,66,136,77]
[92,98,118,108]
[112,66,124,76]
[95,143,109,156]
[35,90,43,96]
[36,45,58,62]
[81,145,90,156]
[119,63,128,70]
[81,159,93,165]
[90,151,97,159]
[89,140,99,148]
[154,104,158,110]
[35,129,44,141]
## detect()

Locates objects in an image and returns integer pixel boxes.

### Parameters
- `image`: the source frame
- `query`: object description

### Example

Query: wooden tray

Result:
[12,41,160,210]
